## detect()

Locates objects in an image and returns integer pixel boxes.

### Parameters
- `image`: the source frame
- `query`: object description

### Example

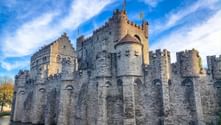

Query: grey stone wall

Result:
[11,9,221,125]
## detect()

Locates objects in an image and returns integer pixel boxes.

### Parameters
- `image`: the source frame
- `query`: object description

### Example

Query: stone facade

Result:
[11,9,221,125]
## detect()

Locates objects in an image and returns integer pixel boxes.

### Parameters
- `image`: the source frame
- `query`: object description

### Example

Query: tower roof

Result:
[120,34,138,43]
[115,34,142,48]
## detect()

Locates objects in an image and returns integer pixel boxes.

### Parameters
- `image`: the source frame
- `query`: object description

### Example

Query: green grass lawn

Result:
[0,111,11,117]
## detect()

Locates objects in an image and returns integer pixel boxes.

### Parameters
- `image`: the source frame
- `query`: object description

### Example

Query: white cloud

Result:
[1,0,113,58]
[150,10,221,66]
[3,12,59,57]
[0,0,113,71]
[141,0,162,7]
[150,0,219,34]
[1,60,29,71]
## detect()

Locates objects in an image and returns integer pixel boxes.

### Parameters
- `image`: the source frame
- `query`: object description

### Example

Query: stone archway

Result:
[134,78,145,125]
[106,80,123,125]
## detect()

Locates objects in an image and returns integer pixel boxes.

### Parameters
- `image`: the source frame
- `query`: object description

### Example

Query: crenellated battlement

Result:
[15,70,30,79]
[126,20,142,30]
[148,49,171,79]
[77,9,148,49]
[149,49,170,58]
[93,22,109,34]
[207,55,221,80]
[176,49,203,77]
[12,6,221,125]
[31,33,69,60]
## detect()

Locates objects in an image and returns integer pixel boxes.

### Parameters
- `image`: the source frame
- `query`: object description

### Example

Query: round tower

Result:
[115,34,143,76]
[176,49,203,77]
[207,55,221,80]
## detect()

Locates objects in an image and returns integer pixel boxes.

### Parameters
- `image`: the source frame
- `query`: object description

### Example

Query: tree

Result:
[0,76,14,112]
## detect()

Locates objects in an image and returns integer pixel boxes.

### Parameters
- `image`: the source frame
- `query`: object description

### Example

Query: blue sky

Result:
[0,0,221,78]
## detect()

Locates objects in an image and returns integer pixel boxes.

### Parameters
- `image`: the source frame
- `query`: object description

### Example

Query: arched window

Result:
[19,90,25,95]
[134,78,142,88]
[181,78,193,86]
[39,88,46,93]
[152,79,162,86]
[105,81,112,88]
[106,79,123,124]
[134,35,141,42]
[182,78,194,109]
[151,79,163,117]
[117,79,123,86]
[65,85,74,90]
[214,80,221,88]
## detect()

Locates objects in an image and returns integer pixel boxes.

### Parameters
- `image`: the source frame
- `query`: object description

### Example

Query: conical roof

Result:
[115,34,141,47]
[120,34,139,43]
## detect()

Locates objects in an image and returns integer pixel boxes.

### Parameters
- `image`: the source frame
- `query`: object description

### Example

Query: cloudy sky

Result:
[0,0,221,78]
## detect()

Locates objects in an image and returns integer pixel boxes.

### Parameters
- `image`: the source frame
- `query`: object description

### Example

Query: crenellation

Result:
[11,8,221,125]
[176,48,203,77]
[207,55,221,80]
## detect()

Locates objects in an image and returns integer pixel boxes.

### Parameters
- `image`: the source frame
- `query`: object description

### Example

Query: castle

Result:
[11,9,221,125]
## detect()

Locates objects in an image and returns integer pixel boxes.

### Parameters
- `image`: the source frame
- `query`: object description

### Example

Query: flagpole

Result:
[122,0,126,11]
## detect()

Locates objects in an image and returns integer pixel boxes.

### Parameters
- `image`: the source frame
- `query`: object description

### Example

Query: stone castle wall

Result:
[11,9,221,125]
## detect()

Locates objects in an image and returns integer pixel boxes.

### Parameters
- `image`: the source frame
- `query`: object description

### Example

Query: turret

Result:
[112,9,128,41]
[142,21,149,38]
[207,55,221,80]
[149,49,171,123]
[76,35,84,50]
[61,58,75,80]
[15,70,30,87]
[176,49,203,77]
[115,34,143,76]
[149,49,171,79]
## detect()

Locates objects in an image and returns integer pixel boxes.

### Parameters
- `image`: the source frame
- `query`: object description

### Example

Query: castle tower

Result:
[207,55,221,80]
[115,34,143,125]
[149,49,172,124]
[112,9,149,65]
[76,8,149,70]
[176,49,204,124]
[176,49,203,77]
[12,70,30,122]
[115,34,143,76]
[57,58,76,125]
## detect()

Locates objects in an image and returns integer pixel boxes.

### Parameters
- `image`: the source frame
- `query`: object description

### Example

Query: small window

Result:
[105,82,112,88]
[117,79,123,86]
[155,82,161,86]
[43,56,47,61]
[135,51,139,56]
[63,45,66,49]
[65,85,74,90]
[134,35,141,42]
[125,50,130,56]
[39,88,46,93]
[152,79,162,86]
[117,52,121,58]
[19,91,25,95]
